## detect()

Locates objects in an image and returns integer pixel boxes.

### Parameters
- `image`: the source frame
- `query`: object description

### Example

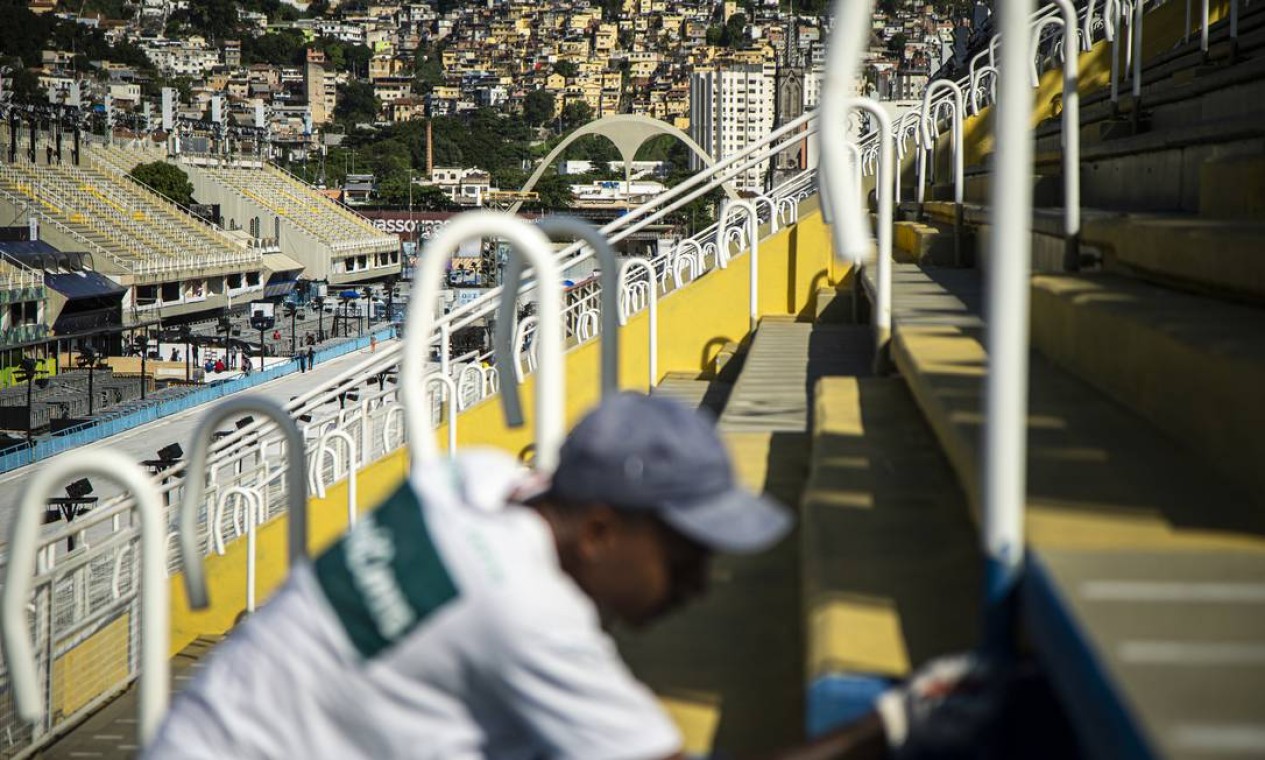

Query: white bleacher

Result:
[0,159,261,279]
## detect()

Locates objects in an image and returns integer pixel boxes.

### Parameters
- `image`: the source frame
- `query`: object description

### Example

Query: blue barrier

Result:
[0,326,395,476]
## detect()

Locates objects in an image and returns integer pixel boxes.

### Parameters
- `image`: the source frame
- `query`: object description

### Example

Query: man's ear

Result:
[577,504,622,562]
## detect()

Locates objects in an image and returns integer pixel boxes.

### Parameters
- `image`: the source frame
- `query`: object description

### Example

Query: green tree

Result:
[166,0,239,42]
[552,60,579,79]
[724,13,747,47]
[560,101,594,132]
[129,161,195,206]
[522,89,556,127]
[527,173,574,210]
[335,80,379,125]
[413,45,445,93]
[0,58,42,105]
[241,30,305,65]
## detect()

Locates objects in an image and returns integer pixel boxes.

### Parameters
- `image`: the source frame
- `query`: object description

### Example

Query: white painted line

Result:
[1119,640,1265,666]
[1082,581,1265,604]
[1173,723,1265,753]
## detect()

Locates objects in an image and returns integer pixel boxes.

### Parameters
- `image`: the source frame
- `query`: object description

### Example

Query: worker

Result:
[145,394,989,758]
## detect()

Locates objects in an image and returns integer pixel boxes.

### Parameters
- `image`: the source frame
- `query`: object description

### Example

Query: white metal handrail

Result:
[423,373,458,455]
[404,213,564,471]
[178,396,307,610]
[498,216,622,421]
[312,430,358,529]
[1,450,169,746]
[619,258,659,389]
[921,80,965,206]
[718,199,761,332]
[1038,0,1082,269]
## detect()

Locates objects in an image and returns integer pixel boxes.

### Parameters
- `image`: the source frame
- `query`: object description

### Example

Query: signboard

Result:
[453,288,488,309]
[249,301,276,330]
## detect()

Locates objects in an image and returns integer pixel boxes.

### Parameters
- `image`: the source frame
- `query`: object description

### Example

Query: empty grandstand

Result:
[146,151,400,286]
[0,127,268,326]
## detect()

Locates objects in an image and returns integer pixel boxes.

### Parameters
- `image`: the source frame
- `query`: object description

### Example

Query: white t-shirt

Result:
[146,450,682,760]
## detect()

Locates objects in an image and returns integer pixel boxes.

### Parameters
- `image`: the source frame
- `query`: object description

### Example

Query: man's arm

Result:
[762,712,888,760]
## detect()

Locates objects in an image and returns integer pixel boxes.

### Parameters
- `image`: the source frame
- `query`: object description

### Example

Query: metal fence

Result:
[0,327,395,475]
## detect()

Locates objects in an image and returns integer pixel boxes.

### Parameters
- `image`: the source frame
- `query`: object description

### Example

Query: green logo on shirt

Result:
[314,484,459,659]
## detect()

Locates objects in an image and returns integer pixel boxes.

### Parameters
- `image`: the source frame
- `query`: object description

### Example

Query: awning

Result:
[45,271,126,301]
[262,252,304,273]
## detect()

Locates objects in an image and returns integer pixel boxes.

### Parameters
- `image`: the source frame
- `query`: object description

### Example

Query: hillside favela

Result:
[0,0,1262,757]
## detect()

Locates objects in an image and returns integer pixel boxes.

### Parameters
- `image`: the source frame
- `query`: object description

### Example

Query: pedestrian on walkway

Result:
[370,335,377,353]
[307,346,315,371]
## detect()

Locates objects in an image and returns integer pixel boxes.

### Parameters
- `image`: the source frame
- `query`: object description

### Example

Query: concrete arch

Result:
[511,114,738,212]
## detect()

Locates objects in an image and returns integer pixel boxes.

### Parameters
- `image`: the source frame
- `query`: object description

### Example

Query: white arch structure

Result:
[512,114,738,212]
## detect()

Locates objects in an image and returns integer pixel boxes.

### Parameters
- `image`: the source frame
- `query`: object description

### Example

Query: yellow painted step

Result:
[802,376,980,681]
[892,322,1265,552]
[1031,273,1265,505]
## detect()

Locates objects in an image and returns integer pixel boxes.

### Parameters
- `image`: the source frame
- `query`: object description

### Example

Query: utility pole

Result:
[135,332,148,399]
[16,357,41,444]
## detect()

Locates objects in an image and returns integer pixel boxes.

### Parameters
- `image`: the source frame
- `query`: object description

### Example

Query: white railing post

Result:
[983,0,1036,642]
[820,0,878,264]
[1200,0,1209,53]
[405,212,564,471]
[1050,0,1081,269]
[1133,0,1144,99]
[851,100,893,360]
[2,451,169,746]
[532,216,621,397]
[178,396,307,610]
[921,81,965,206]
[424,373,458,454]
[718,199,761,332]
[313,430,357,529]
[619,258,659,389]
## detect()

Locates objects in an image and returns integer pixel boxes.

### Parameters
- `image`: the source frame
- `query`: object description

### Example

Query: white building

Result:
[689,63,776,191]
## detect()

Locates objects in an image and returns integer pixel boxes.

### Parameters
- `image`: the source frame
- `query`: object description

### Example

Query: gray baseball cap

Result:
[548,392,793,554]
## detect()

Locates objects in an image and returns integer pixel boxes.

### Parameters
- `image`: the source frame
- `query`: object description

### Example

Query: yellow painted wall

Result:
[53,614,131,716]
[162,204,841,650]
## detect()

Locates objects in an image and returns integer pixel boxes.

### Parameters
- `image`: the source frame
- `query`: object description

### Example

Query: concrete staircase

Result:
[847,3,1265,757]
[623,316,876,756]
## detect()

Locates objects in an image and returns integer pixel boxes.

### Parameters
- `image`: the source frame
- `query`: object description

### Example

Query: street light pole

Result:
[138,333,147,400]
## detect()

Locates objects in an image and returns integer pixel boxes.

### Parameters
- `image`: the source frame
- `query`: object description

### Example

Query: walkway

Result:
[0,337,398,549]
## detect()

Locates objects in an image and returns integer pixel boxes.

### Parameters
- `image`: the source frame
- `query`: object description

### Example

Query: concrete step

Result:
[1031,272,1265,504]
[1026,549,1265,760]
[1034,114,1265,215]
[1082,214,1265,303]
[1199,151,1265,219]
[931,201,1265,303]
[874,261,1265,760]
[893,219,962,267]
[960,172,1063,208]
[717,316,872,434]
[880,264,1265,549]
[652,371,732,418]
[801,376,981,734]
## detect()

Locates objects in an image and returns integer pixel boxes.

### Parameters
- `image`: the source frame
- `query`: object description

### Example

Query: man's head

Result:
[531,393,792,628]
